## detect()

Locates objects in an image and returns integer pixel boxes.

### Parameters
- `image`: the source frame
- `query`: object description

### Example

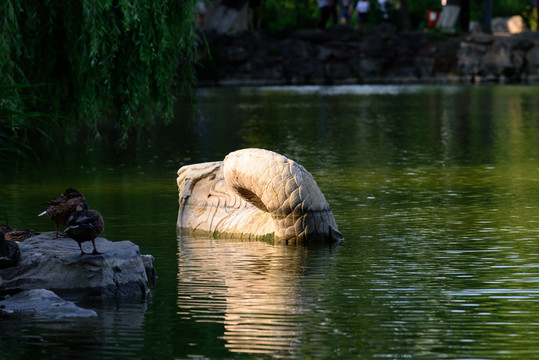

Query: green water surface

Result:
[2,85,539,359]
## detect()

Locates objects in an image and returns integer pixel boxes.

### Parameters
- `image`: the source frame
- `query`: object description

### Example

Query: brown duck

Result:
[0,230,21,269]
[38,188,86,237]
[65,201,105,255]
[0,225,40,242]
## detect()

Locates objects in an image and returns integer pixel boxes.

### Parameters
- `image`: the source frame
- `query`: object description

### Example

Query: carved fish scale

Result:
[177,149,342,244]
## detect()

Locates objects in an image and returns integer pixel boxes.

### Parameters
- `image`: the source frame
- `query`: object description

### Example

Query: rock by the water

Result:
[0,289,97,318]
[0,232,156,301]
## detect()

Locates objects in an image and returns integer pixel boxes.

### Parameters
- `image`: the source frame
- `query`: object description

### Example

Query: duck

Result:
[38,188,86,237]
[65,201,105,255]
[0,231,21,269]
[0,225,40,242]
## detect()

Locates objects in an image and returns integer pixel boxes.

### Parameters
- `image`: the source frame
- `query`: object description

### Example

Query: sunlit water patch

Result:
[177,235,339,357]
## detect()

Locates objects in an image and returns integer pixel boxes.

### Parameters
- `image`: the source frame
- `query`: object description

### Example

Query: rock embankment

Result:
[0,232,156,302]
[458,32,539,83]
[196,24,539,86]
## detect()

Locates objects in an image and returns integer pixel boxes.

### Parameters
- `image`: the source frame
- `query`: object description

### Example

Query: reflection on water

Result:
[177,235,338,357]
[0,303,148,360]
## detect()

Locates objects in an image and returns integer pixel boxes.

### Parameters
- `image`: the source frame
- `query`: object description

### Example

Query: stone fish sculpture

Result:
[177,148,343,244]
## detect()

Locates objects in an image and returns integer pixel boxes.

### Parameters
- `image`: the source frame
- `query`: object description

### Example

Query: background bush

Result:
[258,0,534,30]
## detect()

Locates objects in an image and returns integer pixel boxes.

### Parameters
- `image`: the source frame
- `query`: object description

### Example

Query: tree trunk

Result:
[399,0,411,31]
[484,0,491,32]
[460,0,469,32]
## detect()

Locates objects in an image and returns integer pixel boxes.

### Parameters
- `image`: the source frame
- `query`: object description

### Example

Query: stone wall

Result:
[458,32,539,83]
[195,24,539,86]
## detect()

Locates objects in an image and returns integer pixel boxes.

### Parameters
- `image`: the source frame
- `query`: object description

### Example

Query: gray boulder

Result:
[0,232,156,301]
[0,289,97,318]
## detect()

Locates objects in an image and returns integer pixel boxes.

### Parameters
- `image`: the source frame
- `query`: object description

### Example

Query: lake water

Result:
[2,84,539,359]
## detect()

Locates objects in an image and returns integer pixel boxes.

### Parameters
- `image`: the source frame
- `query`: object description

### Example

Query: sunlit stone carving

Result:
[176,148,342,244]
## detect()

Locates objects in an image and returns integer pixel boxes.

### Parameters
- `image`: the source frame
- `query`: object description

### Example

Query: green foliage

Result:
[261,0,401,30]
[259,0,535,32]
[527,5,539,31]
[520,3,538,31]
[0,84,54,161]
[470,0,535,29]
[491,0,527,17]
[262,0,319,30]
[1,0,197,148]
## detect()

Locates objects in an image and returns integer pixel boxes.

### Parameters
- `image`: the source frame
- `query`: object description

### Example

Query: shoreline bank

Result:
[195,24,539,87]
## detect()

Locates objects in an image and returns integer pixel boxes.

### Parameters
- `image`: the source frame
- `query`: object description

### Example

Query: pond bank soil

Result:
[196,24,539,86]
[0,232,156,304]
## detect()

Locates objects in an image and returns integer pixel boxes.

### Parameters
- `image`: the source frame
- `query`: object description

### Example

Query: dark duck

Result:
[38,188,86,237]
[0,225,40,242]
[65,201,105,255]
[0,230,21,269]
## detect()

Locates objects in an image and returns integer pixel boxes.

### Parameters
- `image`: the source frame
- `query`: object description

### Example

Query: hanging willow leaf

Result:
[1,0,197,149]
